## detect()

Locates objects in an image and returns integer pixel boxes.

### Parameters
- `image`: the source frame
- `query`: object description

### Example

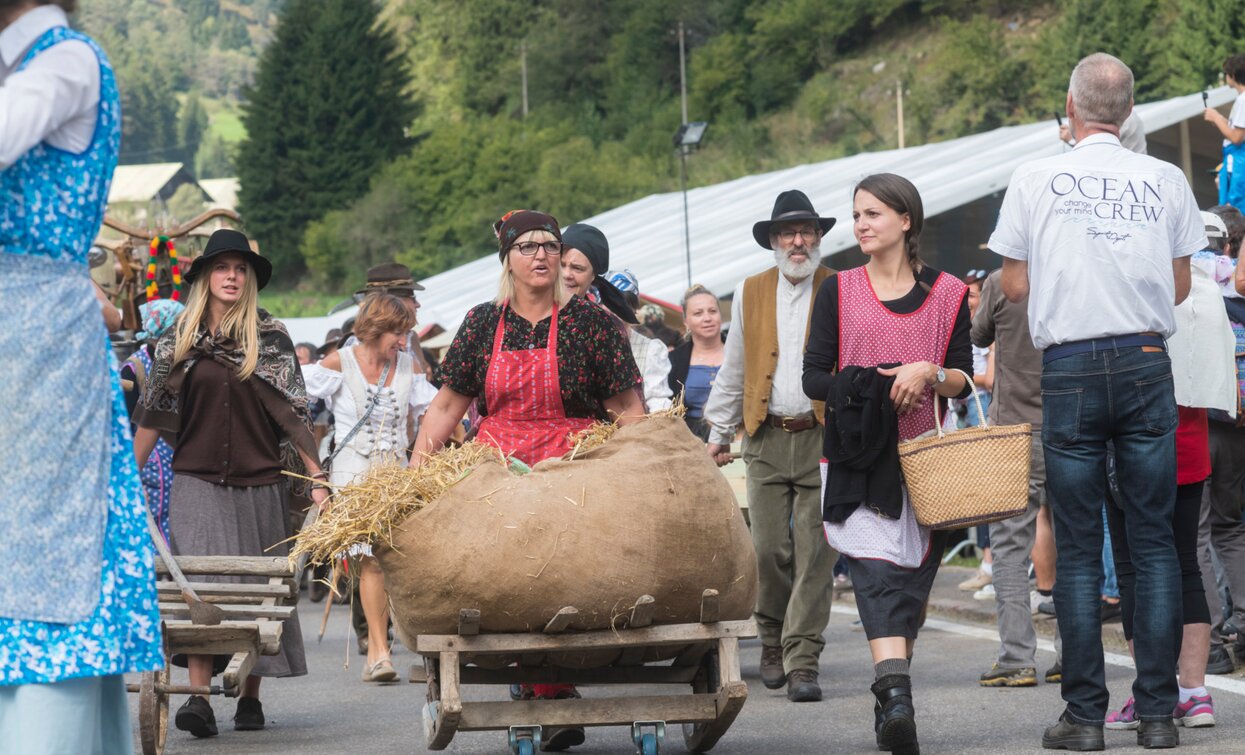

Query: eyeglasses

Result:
[510,241,564,256]
[777,228,819,242]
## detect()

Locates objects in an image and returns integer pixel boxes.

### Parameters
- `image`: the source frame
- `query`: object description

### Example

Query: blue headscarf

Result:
[137,299,185,341]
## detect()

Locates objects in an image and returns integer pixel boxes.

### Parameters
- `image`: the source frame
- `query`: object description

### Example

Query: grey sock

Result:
[874,658,909,679]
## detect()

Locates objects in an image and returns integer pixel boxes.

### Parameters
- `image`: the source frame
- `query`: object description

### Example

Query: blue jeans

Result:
[1101,505,1118,599]
[1042,346,1181,725]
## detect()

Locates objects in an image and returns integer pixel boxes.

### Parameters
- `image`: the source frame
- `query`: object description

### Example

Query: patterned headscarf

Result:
[495,210,560,260]
[137,299,185,341]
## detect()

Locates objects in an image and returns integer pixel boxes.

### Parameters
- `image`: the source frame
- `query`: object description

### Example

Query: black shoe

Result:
[1038,600,1057,616]
[759,644,786,689]
[1044,662,1062,684]
[1041,713,1104,751]
[1207,644,1235,675]
[786,668,822,702]
[540,726,585,751]
[233,696,265,731]
[539,688,585,751]
[1137,718,1178,749]
[872,674,919,755]
[174,696,218,738]
[1100,600,1122,622]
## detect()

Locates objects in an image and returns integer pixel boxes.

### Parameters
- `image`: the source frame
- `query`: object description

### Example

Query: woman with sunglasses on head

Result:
[132,228,327,740]
[802,174,973,755]
[302,291,437,683]
[413,210,643,752]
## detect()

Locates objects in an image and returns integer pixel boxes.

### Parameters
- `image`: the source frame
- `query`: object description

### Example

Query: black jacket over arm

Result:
[821,366,902,523]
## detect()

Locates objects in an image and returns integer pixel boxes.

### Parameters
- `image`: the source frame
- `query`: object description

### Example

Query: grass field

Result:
[258,290,348,319]
[203,97,247,143]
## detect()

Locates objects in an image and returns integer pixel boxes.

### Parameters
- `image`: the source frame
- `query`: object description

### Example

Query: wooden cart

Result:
[128,555,299,755]
[412,589,756,755]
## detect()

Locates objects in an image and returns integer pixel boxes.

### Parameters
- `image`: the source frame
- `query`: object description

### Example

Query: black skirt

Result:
[845,530,948,640]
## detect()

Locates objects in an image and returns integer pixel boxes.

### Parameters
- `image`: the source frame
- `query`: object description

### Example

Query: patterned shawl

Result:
[140,309,316,487]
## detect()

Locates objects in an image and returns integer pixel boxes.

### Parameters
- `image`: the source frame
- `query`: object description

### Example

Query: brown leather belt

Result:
[764,413,818,432]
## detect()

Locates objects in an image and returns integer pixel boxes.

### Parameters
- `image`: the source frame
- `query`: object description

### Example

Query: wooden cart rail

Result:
[152,555,293,577]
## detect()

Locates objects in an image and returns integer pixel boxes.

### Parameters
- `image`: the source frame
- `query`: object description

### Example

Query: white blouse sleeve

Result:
[0,39,99,168]
[409,374,438,419]
[302,363,343,403]
[643,337,674,412]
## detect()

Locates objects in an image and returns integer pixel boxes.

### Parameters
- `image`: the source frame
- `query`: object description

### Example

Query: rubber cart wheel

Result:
[516,738,535,755]
[641,730,659,755]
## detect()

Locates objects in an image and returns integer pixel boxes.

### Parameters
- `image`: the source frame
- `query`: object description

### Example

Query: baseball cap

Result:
[1202,210,1228,240]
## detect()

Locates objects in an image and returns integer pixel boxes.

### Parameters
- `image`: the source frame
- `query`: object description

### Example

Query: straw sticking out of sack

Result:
[289,405,686,567]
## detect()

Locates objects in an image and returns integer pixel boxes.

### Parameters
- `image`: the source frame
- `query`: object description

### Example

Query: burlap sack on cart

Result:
[376,416,757,666]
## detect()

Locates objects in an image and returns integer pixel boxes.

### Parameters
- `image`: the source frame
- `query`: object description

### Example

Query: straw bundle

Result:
[291,405,687,568]
[289,442,505,567]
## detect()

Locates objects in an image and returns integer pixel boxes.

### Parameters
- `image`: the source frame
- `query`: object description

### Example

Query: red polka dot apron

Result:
[477,303,593,699]
[476,302,595,466]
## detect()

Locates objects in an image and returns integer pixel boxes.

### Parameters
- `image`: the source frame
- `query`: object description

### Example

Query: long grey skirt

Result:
[169,475,307,678]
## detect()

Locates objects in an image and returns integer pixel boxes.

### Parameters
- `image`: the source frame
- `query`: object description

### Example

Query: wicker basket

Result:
[898,371,1032,530]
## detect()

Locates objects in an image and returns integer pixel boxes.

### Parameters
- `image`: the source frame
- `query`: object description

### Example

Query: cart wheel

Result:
[138,665,170,755]
[516,740,535,755]
[641,731,659,755]
[682,650,722,753]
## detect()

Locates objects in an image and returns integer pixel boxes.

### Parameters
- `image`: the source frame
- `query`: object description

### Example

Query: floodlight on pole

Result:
[674,121,708,288]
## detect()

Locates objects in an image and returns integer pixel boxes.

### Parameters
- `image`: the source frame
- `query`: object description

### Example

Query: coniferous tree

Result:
[236,0,414,281]
[177,93,209,171]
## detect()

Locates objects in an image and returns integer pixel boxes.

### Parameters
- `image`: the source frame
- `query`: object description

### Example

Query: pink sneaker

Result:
[1104,697,1138,730]
[1174,694,1215,727]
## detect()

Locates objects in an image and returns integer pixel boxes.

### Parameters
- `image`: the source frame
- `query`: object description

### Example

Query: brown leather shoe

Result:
[786,668,822,702]
[760,645,786,689]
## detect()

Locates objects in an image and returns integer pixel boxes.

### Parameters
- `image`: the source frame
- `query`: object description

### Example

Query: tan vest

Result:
[741,265,833,436]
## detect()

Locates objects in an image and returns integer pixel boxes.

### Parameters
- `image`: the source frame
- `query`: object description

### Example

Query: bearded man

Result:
[703,190,838,703]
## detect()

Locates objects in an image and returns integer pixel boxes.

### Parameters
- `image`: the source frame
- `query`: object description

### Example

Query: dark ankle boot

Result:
[871,673,919,755]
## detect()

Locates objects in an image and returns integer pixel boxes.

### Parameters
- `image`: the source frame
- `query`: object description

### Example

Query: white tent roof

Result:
[293,87,1235,338]
[107,162,188,203]
[200,178,240,211]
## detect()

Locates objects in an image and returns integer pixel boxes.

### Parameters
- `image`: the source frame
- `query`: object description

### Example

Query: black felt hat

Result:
[751,190,836,250]
[185,228,273,290]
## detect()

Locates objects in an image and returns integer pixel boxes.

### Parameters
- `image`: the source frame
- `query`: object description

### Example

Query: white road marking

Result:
[831,604,1245,697]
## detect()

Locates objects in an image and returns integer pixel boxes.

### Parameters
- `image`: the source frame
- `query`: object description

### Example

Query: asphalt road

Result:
[130,585,1245,755]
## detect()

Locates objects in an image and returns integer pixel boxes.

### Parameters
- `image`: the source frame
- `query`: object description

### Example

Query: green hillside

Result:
[80,0,1245,293]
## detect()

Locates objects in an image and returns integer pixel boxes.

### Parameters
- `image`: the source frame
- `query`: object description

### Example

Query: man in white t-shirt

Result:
[989,52,1206,751]
[1205,54,1245,208]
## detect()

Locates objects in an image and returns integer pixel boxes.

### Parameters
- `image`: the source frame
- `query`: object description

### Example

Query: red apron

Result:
[476,302,594,465]
[477,303,592,699]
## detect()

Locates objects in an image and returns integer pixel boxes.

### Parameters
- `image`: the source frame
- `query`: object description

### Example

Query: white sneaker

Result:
[1030,590,1044,614]
[974,584,996,601]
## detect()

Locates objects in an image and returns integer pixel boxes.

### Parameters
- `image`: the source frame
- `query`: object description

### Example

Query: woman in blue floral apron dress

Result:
[0,3,163,753]
[122,299,187,541]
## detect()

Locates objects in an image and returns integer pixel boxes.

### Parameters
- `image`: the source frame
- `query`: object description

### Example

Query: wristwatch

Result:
[935,366,947,385]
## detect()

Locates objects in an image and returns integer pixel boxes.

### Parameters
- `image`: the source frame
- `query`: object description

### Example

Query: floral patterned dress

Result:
[0,27,163,685]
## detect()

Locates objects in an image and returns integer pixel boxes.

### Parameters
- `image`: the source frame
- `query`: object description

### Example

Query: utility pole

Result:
[678,21,692,287]
[896,79,905,149]
[678,21,689,126]
[520,40,529,119]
